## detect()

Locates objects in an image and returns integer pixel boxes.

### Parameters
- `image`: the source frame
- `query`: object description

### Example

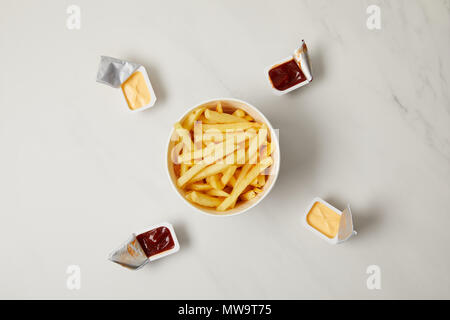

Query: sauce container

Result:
[120,66,157,112]
[108,222,180,270]
[265,40,313,95]
[135,222,180,262]
[303,197,356,244]
[96,56,157,112]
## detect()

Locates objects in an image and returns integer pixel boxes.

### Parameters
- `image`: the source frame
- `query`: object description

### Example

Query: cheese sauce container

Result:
[96,56,157,112]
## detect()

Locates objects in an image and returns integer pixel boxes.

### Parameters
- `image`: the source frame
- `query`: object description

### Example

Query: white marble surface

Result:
[1,0,449,299]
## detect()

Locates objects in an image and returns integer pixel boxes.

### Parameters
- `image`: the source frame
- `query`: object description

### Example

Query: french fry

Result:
[199,115,215,124]
[202,128,223,143]
[202,122,260,132]
[244,115,254,121]
[178,135,243,164]
[229,164,252,208]
[253,187,263,194]
[232,109,246,118]
[217,157,273,211]
[186,191,222,207]
[240,190,256,201]
[182,106,206,131]
[250,178,259,187]
[180,163,188,176]
[216,102,223,113]
[191,163,230,182]
[257,175,266,187]
[248,127,267,164]
[206,189,229,197]
[174,122,193,148]
[227,176,236,187]
[174,122,195,163]
[206,174,224,190]
[187,183,212,191]
[177,162,209,188]
[259,142,273,161]
[170,142,184,164]
[205,109,248,124]
[221,165,237,185]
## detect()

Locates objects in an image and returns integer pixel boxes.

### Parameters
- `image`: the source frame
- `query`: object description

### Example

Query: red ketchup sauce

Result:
[136,226,175,258]
[268,59,306,91]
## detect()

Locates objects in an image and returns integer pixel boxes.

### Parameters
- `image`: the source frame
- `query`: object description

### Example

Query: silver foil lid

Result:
[108,234,148,270]
[96,56,140,88]
[294,40,313,82]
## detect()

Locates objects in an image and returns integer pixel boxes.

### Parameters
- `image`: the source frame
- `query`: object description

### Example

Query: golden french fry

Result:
[174,122,193,146]
[228,164,252,208]
[206,174,224,190]
[174,122,195,162]
[186,183,212,191]
[240,190,256,201]
[170,142,184,164]
[203,122,260,132]
[177,162,209,188]
[186,191,222,207]
[267,142,273,155]
[244,115,254,121]
[191,163,230,182]
[253,187,263,194]
[180,163,188,176]
[217,157,273,211]
[248,127,267,164]
[199,115,215,124]
[206,189,229,197]
[250,178,259,187]
[259,142,273,161]
[227,176,236,187]
[204,109,248,124]
[182,106,206,131]
[257,175,266,187]
[232,109,246,118]
[221,165,237,185]
[216,102,223,113]
[202,128,223,144]
[178,135,243,164]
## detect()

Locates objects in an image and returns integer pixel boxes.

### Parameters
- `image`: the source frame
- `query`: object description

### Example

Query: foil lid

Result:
[337,205,357,243]
[96,56,140,88]
[294,40,313,82]
[108,234,148,270]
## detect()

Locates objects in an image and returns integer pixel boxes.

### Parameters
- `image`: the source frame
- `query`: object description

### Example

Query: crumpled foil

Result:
[108,234,148,270]
[96,56,140,88]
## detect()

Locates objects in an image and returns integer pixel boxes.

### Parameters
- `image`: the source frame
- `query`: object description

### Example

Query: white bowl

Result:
[166,98,280,216]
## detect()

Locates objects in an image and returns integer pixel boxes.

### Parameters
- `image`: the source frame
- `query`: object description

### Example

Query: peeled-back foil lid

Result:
[337,205,357,243]
[108,234,148,270]
[96,56,140,88]
[294,40,313,82]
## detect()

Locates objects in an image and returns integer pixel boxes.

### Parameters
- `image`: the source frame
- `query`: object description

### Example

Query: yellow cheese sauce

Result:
[307,202,341,238]
[121,71,151,110]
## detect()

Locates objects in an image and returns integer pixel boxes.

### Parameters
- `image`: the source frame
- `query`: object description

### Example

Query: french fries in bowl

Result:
[166,98,280,216]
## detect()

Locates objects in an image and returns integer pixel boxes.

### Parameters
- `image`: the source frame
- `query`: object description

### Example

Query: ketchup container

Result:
[109,222,180,270]
[266,40,313,95]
